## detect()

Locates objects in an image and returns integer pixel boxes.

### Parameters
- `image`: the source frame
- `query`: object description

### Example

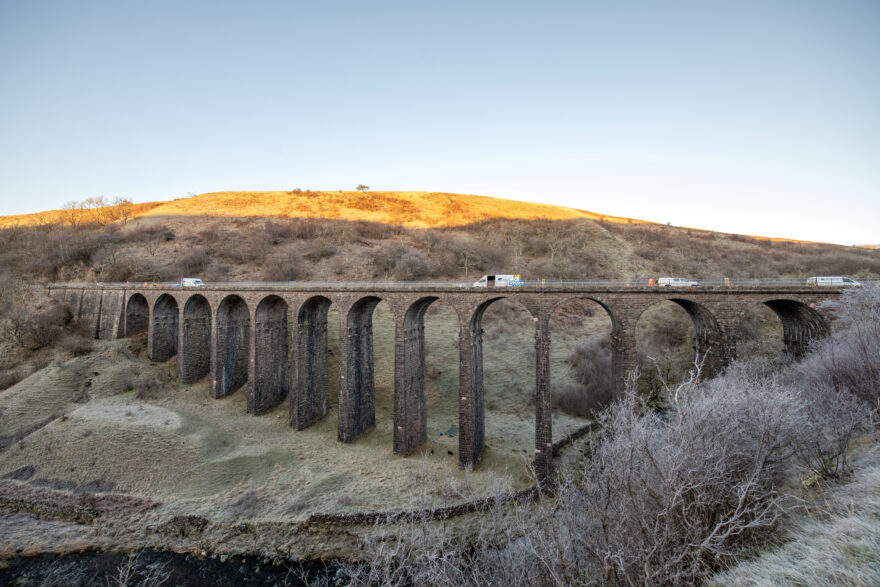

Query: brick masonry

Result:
[48,284,842,483]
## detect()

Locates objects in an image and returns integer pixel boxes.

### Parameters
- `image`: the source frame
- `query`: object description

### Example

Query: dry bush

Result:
[0,280,70,350]
[57,332,95,357]
[180,247,210,275]
[790,382,869,480]
[303,240,338,263]
[370,243,432,281]
[0,369,25,391]
[794,283,880,409]
[553,336,613,417]
[261,249,310,282]
[354,220,395,240]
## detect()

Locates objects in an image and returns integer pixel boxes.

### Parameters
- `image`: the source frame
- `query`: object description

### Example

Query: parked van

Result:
[656,277,699,287]
[473,274,524,287]
[181,278,205,287]
[806,276,861,287]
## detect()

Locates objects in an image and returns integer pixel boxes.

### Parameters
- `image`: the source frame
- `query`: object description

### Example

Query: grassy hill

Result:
[0,190,649,230]
[1,190,878,286]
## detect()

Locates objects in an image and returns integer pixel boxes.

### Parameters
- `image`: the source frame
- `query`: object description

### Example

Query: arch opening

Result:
[251,295,289,414]
[461,297,535,478]
[734,303,786,368]
[763,299,830,359]
[150,294,179,362]
[179,294,211,383]
[291,296,332,429]
[395,296,448,456]
[635,300,697,397]
[125,293,148,337]
[549,298,616,437]
[213,295,250,399]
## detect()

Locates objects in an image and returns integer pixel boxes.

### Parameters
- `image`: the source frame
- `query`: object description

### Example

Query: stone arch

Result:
[339,296,384,443]
[251,295,289,414]
[179,294,211,383]
[547,296,618,425]
[637,297,724,380]
[459,296,535,470]
[213,295,250,399]
[150,294,179,362]
[394,296,438,455]
[762,299,830,358]
[125,293,148,337]
[291,296,332,430]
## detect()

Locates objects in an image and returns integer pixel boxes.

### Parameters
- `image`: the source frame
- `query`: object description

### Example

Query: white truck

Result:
[806,276,861,287]
[180,278,205,287]
[472,274,525,287]
[656,277,700,287]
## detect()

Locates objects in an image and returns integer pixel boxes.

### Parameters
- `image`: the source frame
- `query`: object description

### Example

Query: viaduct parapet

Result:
[49,282,840,482]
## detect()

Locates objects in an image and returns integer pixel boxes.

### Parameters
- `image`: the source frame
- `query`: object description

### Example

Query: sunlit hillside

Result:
[0,191,652,229]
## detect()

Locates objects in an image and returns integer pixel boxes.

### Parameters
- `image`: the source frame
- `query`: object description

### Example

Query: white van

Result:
[656,277,699,287]
[473,274,524,287]
[806,276,861,287]
[180,278,205,287]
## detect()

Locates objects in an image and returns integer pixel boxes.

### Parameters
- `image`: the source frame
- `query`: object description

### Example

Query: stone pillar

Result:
[458,312,485,470]
[610,318,638,397]
[715,316,740,369]
[338,299,379,443]
[534,313,553,484]
[394,305,429,456]
[291,299,330,430]
[250,299,289,415]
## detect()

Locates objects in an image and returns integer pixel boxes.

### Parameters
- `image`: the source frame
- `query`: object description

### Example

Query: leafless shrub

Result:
[582,368,799,584]
[261,249,309,282]
[0,369,25,390]
[303,240,338,262]
[57,332,95,356]
[789,382,869,480]
[354,220,394,240]
[180,247,210,275]
[794,283,880,409]
[553,336,613,417]
[106,550,170,587]
[0,281,70,350]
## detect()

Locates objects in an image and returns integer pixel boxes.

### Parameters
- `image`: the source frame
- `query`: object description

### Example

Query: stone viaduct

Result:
[48,283,840,481]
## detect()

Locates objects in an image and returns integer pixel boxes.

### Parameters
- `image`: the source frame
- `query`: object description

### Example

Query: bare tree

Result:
[112,196,134,224]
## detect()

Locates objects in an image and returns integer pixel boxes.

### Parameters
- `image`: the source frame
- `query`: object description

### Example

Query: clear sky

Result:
[1,0,877,245]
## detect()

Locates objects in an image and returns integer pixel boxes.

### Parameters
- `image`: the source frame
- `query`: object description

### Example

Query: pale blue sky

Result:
[1,0,877,245]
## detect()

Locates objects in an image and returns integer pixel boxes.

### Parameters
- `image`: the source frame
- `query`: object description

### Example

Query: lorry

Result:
[655,277,700,287]
[472,274,525,287]
[806,276,861,287]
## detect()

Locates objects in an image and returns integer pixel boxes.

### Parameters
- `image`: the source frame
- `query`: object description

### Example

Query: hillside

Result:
[2,190,877,287]
[0,191,651,230]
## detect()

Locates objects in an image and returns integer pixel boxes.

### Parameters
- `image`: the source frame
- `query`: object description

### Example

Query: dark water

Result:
[0,549,341,586]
